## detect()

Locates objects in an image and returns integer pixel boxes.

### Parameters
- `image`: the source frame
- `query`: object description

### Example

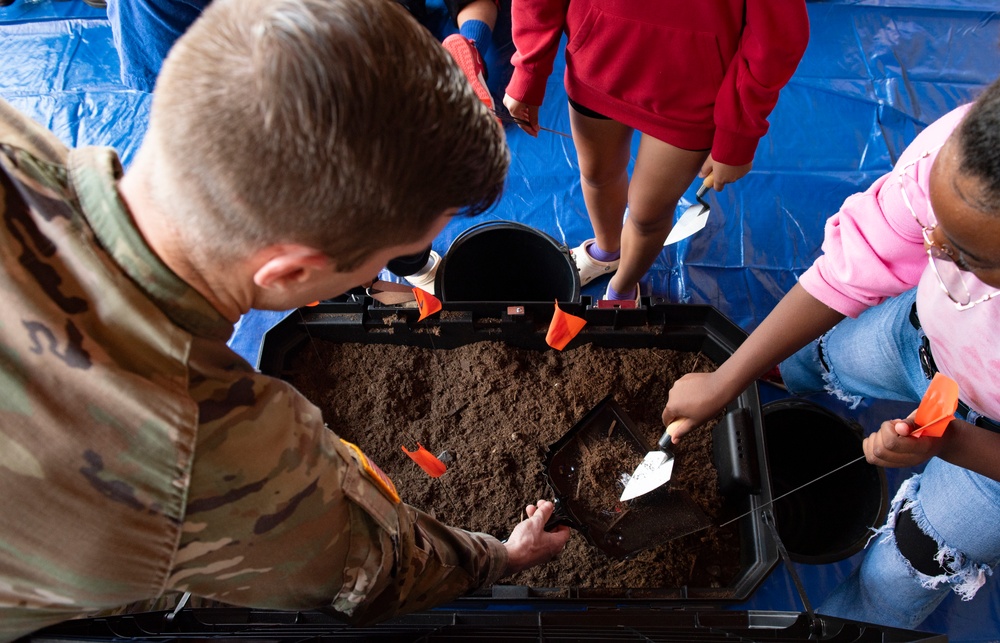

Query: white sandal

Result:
[570,239,619,286]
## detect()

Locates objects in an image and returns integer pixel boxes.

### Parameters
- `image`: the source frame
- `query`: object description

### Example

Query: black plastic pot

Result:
[436,221,581,303]
[762,399,889,564]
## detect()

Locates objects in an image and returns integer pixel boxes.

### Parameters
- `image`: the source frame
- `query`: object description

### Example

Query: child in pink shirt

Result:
[661,77,1000,631]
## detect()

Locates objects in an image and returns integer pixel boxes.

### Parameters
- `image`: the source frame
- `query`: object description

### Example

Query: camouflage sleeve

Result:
[172,364,508,623]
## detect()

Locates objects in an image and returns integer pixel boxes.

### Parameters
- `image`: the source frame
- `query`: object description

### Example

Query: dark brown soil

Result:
[284,340,741,591]
[574,424,643,522]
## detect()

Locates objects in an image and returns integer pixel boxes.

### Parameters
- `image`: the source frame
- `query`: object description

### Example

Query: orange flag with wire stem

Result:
[912,372,959,438]
[413,288,442,321]
[546,300,586,350]
[401,443,447,477]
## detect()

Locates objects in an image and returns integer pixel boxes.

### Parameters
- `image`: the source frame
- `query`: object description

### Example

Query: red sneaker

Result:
[441,34,495,112]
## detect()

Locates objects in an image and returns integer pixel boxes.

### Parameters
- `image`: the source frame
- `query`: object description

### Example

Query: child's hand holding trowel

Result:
[660,370,735,443]
[698,155,752,191]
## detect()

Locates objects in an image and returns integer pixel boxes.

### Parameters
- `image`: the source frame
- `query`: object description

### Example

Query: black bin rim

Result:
[762,398,889,565]
[436,220,581,303]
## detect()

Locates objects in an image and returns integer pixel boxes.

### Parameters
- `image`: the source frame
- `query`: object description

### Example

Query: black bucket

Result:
[762,399,888,564]
[436,221,581,303]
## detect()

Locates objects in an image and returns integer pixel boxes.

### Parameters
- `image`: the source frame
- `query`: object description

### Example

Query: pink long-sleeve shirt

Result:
[800,103,998,420]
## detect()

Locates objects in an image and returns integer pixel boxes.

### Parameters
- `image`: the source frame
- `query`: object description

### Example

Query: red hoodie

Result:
[506,0,809,165]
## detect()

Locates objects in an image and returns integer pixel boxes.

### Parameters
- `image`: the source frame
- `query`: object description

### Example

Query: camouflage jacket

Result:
[0,100,507,642]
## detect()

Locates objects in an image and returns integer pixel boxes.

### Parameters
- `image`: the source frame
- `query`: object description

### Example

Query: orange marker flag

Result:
[413,288,442,322]
[546,300,586,350]
[912,372,959,438]
[401,443,447,478]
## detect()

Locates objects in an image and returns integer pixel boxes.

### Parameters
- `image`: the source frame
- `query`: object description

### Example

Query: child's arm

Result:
[710,1,810,169]
[661,283,845,441]
[505,0,568,110]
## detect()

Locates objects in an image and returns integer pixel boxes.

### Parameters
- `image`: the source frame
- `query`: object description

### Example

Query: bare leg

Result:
[568,106,633,255]
[456,0,497,30]
[609,133,707,296]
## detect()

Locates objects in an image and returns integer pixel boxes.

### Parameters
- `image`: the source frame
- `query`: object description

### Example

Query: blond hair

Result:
[149,0,508,269]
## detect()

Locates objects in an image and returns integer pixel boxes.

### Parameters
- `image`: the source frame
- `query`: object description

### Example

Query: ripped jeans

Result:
[780,287,1000,629]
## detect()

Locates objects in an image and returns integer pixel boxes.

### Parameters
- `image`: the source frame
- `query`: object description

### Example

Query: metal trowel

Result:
[619,421,680,502]
[663,174,714,246]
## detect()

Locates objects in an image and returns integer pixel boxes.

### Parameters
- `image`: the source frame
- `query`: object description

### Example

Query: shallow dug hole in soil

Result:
[286,341,740,590]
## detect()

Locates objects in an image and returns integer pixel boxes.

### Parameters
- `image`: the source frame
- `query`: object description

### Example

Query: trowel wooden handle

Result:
[657,419,685,450]
[695,173,714,198]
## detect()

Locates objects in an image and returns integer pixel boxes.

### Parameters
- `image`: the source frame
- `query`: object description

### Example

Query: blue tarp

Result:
[2,1,999,639]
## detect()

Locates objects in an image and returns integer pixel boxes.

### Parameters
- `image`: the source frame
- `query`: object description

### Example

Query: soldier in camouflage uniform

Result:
[0,0,571,639]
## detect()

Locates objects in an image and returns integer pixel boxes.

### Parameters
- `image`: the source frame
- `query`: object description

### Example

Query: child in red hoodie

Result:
[504,1,809,302]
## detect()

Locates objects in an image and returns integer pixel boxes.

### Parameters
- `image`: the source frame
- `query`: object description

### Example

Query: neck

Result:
[117,147,252,323]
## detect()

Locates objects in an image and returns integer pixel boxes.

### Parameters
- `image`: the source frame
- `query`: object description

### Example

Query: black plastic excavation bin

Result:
[256,296,777,604]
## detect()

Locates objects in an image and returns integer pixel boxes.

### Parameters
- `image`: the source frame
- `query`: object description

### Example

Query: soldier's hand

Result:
[502,499,570,575]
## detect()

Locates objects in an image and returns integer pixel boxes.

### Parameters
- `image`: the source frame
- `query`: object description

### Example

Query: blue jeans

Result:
[780,288,1000,629]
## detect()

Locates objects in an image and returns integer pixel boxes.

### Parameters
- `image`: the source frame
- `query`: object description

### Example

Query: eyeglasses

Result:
[896,148,1000,311]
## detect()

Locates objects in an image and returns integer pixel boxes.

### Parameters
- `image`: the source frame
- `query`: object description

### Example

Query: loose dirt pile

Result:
[285,340,740,591]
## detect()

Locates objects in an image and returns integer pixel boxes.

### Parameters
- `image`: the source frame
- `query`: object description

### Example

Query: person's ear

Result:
[252,245,331,291]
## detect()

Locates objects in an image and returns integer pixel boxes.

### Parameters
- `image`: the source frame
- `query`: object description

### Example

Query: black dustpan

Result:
[543,395,711,559]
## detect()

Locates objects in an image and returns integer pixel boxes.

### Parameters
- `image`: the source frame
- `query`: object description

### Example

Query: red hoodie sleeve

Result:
[506,0,570,106]
[711,0,810,165]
